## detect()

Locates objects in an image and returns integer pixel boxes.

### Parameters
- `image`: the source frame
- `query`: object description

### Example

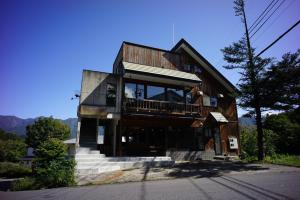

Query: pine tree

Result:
[221,0,272,160]
[263,49,300,111]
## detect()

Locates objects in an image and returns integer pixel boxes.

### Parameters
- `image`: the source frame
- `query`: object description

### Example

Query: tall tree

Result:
[221,0,272,160]
[263,49,300,111]
[26,117,70,148]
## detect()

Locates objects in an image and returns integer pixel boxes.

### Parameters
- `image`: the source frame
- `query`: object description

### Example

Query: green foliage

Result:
[0,129,27,162]
[0,139,27,162]
[11,177,39,191]
[26,117,70,148]
[263,129,277,156]
[33,138,76,188]
[240,127,257,157]
[0,129,22,140]
[240,126,277,159]
[264,113,300,154]
[35,158,76,188]
[264,154,300,167]
[0,162,31,178]
[35,138,67,161]
[263,50,300,110]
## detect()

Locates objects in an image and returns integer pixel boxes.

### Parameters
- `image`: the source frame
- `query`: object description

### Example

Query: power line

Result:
[256,19,300,57]
[249,0,280,33]
[252,0,296,45]
[248,0,277,31]
[250,0,286,38]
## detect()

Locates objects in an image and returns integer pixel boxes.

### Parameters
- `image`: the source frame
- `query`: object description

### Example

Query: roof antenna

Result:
[172,23,175,46]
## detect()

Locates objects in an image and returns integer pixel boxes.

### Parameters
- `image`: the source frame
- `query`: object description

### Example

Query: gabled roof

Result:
[171,39,238,93]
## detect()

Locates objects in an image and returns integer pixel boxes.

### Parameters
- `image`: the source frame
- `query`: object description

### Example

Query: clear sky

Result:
[1,0,299,119]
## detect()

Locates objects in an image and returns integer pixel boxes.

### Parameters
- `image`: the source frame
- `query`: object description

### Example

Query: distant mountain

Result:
[238,117,256,126]
[0,115,255,138]
[0,115,77,138]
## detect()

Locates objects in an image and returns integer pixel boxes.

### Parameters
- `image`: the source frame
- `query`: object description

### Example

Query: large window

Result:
[125,83,137,99]
[124,83,145,100]
[167,88,184,102]
[106,83,116,106]
[147,86,165,101]
[125,82,193,104]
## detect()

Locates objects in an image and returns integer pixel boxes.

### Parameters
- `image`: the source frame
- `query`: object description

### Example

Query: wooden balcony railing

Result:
[123,98,201,115]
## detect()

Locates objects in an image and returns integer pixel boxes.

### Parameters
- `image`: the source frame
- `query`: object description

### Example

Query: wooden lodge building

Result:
[76,39,240,161]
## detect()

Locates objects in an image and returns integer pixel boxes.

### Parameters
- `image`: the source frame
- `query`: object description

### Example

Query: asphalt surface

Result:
[1,170,300,200]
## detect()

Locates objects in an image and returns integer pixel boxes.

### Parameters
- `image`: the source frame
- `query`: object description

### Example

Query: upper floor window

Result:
[124,83,136,98]
[106,83,116,106]
[210,97,218,107]
[203,95,217,107]
[136,84,144,100]
[182,64,191,72]
[194,66,202,74]
[186,92,192,104]
[124,82,145,100]
[147,86,165,101]
[167,88,184,102]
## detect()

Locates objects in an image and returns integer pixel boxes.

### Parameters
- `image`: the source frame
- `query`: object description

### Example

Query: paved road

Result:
[1,171,300,200]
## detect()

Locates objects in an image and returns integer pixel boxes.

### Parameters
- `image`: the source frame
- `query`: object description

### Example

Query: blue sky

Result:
[0,0,299,119]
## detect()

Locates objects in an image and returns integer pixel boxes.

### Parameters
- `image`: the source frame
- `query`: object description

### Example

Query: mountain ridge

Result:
[0,115,78,138]
[0,115,256,138]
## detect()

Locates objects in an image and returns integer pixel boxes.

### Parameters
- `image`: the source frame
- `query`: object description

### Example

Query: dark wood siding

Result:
[123,43,181,70]
[115,42,239,154]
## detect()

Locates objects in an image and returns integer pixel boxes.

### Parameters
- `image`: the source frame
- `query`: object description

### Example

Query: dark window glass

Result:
[186,92,192,104]
[106,83,116,106]
[167,88,184,102]
[136,84,144,100]
[210,97,218,107]
[147,86,165,101]
[124,83,136,99]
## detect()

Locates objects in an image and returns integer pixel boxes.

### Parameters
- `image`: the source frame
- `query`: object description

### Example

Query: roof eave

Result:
[171,39,239,93]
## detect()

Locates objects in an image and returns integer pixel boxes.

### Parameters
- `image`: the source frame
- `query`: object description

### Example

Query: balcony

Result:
[123,98,201,116]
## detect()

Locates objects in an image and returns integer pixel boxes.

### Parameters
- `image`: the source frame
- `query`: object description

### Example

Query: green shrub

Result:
[36,158,76,188]
[240,126,277,160]
[11,177,39,191]
[240,127,257,157]
[35,138,67,160]
[33,138,76,188]
[0,162,31,178]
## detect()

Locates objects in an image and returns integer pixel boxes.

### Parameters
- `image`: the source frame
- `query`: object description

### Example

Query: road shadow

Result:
[165,160,269,178]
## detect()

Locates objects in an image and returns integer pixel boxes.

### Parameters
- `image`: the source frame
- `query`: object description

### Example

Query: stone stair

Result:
[76,133,174,175]
[75,153,174,175]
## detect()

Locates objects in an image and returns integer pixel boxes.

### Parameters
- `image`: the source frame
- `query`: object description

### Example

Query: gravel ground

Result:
[76,160,300,185]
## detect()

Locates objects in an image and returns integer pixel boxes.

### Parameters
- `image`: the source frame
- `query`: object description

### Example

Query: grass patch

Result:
[242,154,300,167]
[264,154,300,167]
[11,177,41,191]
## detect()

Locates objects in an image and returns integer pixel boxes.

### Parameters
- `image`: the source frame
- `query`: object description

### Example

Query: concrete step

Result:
[76,166,121,175]
[76,161,174,168]
[75,154,106,159]
[75,156,172,162]
[102,156,172,162]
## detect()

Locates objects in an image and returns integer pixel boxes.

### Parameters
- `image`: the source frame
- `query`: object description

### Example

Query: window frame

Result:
[106,83,116,106]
